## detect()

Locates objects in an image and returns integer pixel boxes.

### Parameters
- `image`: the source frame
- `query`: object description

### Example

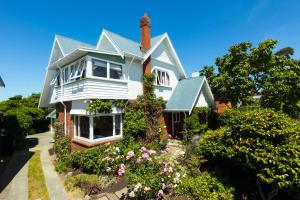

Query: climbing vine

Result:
[86,99,112,114]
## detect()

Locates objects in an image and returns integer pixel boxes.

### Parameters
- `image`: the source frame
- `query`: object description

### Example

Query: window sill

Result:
[72,136,122,147]
[154,84,172,89]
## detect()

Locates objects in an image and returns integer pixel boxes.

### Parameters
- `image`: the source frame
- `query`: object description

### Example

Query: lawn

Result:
[28,151,49,200]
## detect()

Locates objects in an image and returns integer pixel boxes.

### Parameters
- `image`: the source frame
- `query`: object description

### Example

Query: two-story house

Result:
[39,13,215,151]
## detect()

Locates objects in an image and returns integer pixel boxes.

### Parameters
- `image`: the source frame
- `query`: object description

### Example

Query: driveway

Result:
[0,131,68,200]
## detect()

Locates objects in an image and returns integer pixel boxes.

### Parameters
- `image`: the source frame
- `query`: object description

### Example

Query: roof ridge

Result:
[103,29,140,45]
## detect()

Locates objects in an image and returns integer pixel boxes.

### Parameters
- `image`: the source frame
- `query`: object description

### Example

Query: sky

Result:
[0,0,300,100]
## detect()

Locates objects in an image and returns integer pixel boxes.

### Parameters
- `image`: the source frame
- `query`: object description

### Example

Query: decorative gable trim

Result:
[190,77,214,114]
[143,33,187,78]
[48,37,65,65]
[96,30,124,58]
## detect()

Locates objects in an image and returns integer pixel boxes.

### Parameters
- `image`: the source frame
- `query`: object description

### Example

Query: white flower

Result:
[106,167,111,172]
[144,186,151,191]
[128,191,135,198]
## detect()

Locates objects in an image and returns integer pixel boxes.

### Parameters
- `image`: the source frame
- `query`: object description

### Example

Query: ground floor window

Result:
[73,114,123,141]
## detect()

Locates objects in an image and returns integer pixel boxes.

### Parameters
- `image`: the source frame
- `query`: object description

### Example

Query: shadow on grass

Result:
[0,137,39,193]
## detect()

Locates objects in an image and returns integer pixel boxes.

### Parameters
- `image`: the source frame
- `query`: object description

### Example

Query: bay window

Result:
[154,69,170,86]
[92,59,123,80]
[73,114,123,142]
[92,60,107,78]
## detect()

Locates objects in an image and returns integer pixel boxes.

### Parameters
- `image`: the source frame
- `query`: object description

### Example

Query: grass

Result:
[28,151,50,200]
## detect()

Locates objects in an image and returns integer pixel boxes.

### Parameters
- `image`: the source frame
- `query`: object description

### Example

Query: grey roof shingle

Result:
[166,76,205,113]
[103,29,165,57]
[55,30,165,58]
[56,35,95,55]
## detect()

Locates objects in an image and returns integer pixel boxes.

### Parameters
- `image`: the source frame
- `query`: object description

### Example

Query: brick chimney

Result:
[140,13,151,74]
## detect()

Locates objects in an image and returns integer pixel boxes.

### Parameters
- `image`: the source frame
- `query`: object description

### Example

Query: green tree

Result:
[275,47,294,59]
[201,39,300,117]
[214,42,255,107]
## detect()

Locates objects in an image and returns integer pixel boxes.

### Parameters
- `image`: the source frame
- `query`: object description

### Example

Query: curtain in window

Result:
[110,63,123,79]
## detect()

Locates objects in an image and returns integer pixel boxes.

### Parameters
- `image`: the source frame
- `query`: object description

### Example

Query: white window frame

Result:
[91,58,124,81]
[73,113,123,142]
[153,68,170,86]
[70,59,86,80]
[50,70,60,86]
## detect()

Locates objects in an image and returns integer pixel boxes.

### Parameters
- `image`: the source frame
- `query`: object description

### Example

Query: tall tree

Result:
[275,47,294,59]
[201,39,300,118]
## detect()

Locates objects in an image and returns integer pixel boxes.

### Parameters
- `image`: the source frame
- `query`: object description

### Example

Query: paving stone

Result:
[115,187,128,198]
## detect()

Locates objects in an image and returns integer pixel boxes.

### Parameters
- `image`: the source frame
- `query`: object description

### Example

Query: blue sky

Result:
[0,0,300,100]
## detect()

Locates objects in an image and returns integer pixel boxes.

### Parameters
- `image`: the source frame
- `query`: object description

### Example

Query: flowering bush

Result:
[125,146,185,199]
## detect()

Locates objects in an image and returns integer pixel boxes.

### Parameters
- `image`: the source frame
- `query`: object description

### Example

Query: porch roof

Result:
[46,109,56,119]
[165,76,208,114]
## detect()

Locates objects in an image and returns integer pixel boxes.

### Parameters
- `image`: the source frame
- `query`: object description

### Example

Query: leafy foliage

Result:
[275,47,294,59]
[175,172,235,200]
[199,39,300,118]
[197,107,300,190]
[0,93,50,148]
[86,99,112,114]
[141,73,166,141]
[123,101,147,142]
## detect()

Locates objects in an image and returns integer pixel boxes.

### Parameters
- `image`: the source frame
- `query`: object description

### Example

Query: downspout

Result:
[58,64,67,136]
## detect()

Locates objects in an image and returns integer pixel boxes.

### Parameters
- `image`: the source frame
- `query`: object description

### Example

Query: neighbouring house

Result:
[39,13,215,151]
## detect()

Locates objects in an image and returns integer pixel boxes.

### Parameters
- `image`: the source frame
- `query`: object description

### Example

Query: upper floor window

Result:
[50,58,86,86]
[153,69,170,86]
[92,59,123,80]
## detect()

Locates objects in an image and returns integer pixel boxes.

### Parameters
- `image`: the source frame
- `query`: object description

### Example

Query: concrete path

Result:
[41,146,68,200]
[0,151,30,200]
[0,131,68,200]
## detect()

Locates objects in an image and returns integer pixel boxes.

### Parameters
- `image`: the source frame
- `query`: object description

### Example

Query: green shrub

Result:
[53,136,71,161]
[123,102,146,141]
[65,174,116,195]
[175,172,235,200]
[4,110,33,148]
[197,107,300,190]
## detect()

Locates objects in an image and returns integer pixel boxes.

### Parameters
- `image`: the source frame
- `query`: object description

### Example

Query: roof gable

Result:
[97,32,120,54]
[152,40,176,65]
[49,40,64,64]
[165,76,214,114]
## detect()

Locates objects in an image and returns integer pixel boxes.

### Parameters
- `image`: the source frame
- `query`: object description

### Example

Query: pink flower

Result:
[142,152,150,159]
[118,164,126,176]
[126,151,134,160]
[136,157,142,164]
[140,146,147,152]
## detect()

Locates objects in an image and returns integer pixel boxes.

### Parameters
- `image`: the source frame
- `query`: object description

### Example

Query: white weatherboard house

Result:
[39,13,215,151]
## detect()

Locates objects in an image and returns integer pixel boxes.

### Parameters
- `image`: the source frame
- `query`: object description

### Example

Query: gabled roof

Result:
[46,109,56,119]
[56,35,95,55]
[165,76,214,114]
[98,29,165,58]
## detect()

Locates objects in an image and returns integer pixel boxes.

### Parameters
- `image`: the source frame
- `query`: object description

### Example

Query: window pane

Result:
[70,64,77,79]
[92,60,107,78]
[110,63,123,79]
[93,116,113,139]
[64,68,69,83]
[115,115,121,135]
[79,116,89,139]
